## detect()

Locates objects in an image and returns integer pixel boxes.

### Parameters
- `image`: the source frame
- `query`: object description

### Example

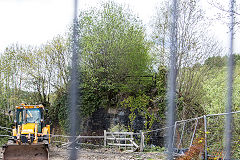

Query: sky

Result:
[0,0,161,53]
[0,0,238,53]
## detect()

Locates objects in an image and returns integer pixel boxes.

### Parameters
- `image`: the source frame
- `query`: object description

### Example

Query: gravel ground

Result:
[51,147,166,160]
[1,146,166,160]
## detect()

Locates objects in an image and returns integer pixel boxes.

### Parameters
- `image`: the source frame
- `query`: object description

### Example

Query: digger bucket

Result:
[3,144,48,160]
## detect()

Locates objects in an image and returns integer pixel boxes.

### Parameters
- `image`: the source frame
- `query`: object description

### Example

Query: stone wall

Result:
[82,107,164,146]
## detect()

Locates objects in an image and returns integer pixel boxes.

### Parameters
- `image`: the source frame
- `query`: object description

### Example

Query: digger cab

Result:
[12,104,50,143]
[17,108,42,124]
[16,107,44,133]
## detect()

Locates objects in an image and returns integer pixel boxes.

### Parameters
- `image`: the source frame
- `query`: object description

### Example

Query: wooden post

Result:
[172,121,177,148]
[131,132,133,151]
[125,134,126,150]
[104,130,106,147]
[140,130,144,152]
[118,133,120,150]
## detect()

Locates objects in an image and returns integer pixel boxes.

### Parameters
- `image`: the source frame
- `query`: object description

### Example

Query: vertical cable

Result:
[69,0,79,159]
[166,0,177,159]
[225,0,235,159]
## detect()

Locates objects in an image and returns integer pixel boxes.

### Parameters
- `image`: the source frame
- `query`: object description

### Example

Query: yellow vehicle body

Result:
[3,104,50,160]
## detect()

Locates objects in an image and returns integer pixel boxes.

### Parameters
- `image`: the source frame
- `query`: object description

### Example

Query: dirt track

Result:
[1,146,165,160]
[50,146,166,160]
[50,147,165,160]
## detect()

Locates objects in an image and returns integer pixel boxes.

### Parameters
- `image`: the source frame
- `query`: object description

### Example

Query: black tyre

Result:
[43,140,49,144]
[7,140,14,144]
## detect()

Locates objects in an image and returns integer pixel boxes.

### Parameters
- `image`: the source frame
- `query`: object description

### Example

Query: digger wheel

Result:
[7,140,14,144]
[43,140,49,144]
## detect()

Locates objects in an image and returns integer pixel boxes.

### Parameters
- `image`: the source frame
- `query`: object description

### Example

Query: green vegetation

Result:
[0,116,11,145]
[78,1,152,117]
[203,55,240,114]
[144,146,165,152]
[0,2,163,135]
[0,0,238,140]
[152,0,222,120]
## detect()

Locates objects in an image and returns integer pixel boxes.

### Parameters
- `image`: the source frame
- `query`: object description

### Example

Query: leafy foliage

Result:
[0,0,238,141]
[121,95,151,131]
[202,63,240,114]
[78,1,152,117]
[0,115,11,145]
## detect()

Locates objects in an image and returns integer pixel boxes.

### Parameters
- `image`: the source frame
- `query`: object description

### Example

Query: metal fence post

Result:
[166,0,178,158]
[225,0,235,159]
[189,118,198,148]
[69,0,79,159]
[204,115,208,160]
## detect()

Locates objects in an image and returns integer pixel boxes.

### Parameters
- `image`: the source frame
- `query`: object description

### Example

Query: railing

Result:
[104,131,141,152]
[50,130,146,152]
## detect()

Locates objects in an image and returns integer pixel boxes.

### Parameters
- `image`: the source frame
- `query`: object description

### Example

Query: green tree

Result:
[0,45,39,110]
[152,0,222,119]
[78,1,152,116]
[204,56,226,68]
[0,37,71,133]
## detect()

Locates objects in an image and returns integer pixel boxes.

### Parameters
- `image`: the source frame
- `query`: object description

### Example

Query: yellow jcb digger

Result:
[2,104,50,160]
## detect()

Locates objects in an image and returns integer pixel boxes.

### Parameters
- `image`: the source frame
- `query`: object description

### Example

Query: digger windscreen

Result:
[16,108,41,124]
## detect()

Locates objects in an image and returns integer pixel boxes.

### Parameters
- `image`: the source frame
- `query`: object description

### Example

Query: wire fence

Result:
[50,134,105,149]
[207,112,240,159]
[0,111,240,158]
[143,111,240,159]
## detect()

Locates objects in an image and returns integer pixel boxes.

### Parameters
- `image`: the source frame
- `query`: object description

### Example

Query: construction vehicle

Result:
[2,103,50,160]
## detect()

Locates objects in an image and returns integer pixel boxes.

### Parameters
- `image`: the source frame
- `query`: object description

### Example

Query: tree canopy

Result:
[151,0,222,119]
[78,1,152,116]
[0,0,235,137]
